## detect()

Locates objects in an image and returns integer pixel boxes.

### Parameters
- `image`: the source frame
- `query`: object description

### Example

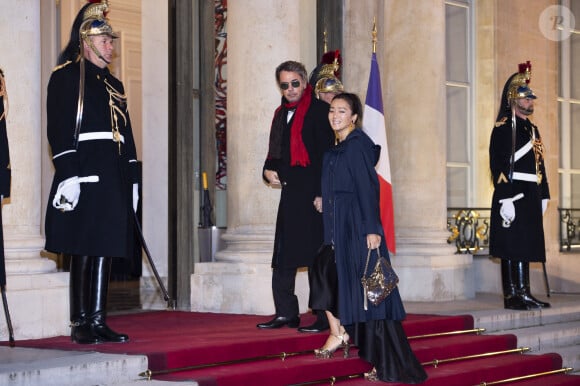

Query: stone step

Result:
[533,345,580,375]
[488,321,580,373]
[0,346,197,386]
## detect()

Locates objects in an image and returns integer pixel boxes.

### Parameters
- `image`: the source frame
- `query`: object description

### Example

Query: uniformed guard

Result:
[45,0,139,344]
[0,67,15,346]
[489,61,551,310]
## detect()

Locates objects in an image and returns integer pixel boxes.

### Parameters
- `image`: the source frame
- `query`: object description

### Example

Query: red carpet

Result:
[4,311,578,385]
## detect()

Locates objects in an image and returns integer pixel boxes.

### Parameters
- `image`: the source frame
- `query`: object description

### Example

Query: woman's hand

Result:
[367,234,381,250]
[313,197,322,213]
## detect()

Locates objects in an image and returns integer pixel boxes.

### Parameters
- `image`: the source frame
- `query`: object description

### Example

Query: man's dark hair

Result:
[275,61,308,83]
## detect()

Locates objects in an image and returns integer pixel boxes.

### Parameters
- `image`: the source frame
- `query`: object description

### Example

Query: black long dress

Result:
[313,129,427,383]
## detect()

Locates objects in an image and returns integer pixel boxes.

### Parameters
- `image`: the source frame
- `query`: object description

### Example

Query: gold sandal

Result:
[314,330,350,359]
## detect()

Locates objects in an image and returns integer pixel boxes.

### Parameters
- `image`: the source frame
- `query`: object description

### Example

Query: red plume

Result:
[518,61,532,83]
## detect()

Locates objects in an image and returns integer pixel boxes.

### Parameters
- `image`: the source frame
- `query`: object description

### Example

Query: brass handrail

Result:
[409,328,486,340]
[139,350,313,380]
[422,347,530,368]
[475,367,574,385]
[139,328,488,379]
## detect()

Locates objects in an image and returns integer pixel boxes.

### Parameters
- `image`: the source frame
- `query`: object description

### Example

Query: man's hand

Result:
[53,176,81,211]
[264,169,281,187]
[498,193,524,227]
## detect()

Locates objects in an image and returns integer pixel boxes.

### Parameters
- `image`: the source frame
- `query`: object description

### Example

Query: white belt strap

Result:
[78,131,125,144]
[514,141,532,163]
[52,149,76,160]
[512,172,537,183]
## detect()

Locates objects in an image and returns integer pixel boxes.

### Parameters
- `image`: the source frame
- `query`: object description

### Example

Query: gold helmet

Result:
[314,51,344,95]
[507,61,536,101]
[80,0,118,39]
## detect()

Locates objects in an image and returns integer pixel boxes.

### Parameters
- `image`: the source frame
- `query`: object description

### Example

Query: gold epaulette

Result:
[495,116,508,127]
[52,60,72,72]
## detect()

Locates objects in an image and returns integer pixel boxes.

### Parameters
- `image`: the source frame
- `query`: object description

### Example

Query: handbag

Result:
[361,247,399,310]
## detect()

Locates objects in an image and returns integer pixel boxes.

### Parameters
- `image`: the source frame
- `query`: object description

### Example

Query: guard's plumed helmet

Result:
[496,61,537,121]
[80,0,118,39]
[507,61,536,101]
[313,50,344,95]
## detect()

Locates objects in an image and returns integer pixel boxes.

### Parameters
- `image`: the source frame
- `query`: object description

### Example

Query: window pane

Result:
[445,5,468,82]
[447,86,468,163]
[570,0,580,25]
[572,174,580,208]
[447,168,468,207]
[571,103,580,168]
[571,32,580,99]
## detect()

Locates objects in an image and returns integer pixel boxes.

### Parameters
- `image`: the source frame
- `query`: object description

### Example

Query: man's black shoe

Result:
[256,316,300,329]
[297,320,330,333]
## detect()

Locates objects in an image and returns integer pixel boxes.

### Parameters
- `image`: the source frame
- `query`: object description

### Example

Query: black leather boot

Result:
[501,259,530,310]
[70,255,101,344]
[513,261,542,309]
[519,261,550,308]
[89,257,129,343]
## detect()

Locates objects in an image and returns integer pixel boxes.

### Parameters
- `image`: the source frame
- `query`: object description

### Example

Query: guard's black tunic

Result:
[0,73,11,286]
[45,60,139,258]
[489,116,550,262]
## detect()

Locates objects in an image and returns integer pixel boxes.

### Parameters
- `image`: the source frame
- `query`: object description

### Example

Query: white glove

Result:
[132,183,139,213]
[542,199,548,216]
[53,176,81,212]
[498,193,524,228]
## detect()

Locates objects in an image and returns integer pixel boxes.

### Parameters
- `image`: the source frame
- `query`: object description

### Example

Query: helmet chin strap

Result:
[83,36,110,65]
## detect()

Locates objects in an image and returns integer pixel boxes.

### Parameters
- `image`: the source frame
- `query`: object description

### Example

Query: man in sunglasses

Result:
[258,61,334,331]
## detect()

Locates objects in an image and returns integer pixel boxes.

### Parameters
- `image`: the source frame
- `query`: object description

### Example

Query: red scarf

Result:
[285,84,312,167]
[267,84,312,167]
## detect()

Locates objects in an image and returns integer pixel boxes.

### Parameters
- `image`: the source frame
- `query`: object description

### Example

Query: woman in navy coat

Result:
[314,93,426,383]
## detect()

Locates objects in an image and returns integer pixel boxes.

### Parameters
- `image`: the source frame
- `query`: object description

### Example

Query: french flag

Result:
[363,52,396,255]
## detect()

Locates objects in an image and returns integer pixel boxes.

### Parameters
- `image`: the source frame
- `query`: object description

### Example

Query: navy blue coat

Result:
[45,60,139,258]
[322,129,406,325]
[489,116,549,262]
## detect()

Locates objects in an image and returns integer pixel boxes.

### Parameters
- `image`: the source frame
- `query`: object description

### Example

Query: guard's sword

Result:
[1,285,15,347]
[133,212,175,309]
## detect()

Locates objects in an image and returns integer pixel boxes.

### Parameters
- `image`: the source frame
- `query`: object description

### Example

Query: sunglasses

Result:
[279,80,301,90]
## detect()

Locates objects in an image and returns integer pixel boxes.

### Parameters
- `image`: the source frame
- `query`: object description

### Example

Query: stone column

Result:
[191,0,316,314]
[342,1,473,301]
[0,0,68,340]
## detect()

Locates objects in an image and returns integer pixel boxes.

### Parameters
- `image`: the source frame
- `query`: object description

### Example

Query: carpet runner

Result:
[4,311,578,385]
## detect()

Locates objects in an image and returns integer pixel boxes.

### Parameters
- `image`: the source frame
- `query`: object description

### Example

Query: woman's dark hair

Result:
[57,3,93,65]
[332,92,363,127]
